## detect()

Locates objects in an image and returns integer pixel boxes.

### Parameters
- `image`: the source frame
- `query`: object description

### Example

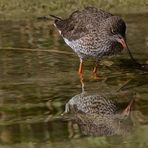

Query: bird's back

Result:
[53,7,113,40]
[53,7,126,41]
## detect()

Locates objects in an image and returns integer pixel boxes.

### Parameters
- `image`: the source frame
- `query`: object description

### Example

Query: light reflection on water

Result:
[0,14,148,147]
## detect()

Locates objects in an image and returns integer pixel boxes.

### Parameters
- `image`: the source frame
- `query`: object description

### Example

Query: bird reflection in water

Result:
[62,80,134,137]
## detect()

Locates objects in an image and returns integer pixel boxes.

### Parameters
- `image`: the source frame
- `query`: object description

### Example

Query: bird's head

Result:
[111,34,127,49]
[110,34,137,63]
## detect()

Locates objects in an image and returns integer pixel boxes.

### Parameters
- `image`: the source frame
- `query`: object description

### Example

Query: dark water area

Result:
[0,14,148,148]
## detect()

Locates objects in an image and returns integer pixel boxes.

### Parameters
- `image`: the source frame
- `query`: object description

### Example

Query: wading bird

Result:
[50,7,136,78]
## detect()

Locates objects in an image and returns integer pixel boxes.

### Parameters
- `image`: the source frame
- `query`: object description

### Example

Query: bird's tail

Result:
[49,14,64,30]
[49,15,62,20]
[37,15,62,21]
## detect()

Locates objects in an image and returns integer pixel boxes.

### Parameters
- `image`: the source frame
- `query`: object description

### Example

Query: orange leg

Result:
[93,63,99,79]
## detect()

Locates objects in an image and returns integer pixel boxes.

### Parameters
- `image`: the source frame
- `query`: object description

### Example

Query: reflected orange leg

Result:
[80,74,85,92]
[78,59,85,92]
[93,63,100,79]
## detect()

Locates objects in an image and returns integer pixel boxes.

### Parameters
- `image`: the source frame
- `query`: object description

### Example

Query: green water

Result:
[0,13,148,148]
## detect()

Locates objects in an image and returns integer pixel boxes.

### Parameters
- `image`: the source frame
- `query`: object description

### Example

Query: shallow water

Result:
[0,14,148,148]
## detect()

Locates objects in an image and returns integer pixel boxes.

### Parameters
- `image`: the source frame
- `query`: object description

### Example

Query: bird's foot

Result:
[93,75,100,80]
[93,72,101,80]
[89,73,102,80]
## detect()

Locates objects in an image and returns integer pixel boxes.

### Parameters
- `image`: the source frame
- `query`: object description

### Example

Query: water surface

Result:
[0,14,148,148]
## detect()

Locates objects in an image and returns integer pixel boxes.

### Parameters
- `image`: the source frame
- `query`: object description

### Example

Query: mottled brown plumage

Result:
[63,92,134,136]
[50,7,129,77]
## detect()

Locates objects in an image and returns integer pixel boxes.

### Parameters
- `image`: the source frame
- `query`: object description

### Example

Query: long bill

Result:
[117,38,137,63]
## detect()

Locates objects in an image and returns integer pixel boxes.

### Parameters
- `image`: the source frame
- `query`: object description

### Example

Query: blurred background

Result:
[0,0,147,19]
[0,0,148,148]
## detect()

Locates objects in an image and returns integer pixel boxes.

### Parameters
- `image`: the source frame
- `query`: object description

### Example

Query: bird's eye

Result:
[111,28,116,35]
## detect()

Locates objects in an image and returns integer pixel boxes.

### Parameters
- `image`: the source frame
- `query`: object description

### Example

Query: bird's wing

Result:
[50,10,89,41]
[54,7,117,41]
[61,10,90,41]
